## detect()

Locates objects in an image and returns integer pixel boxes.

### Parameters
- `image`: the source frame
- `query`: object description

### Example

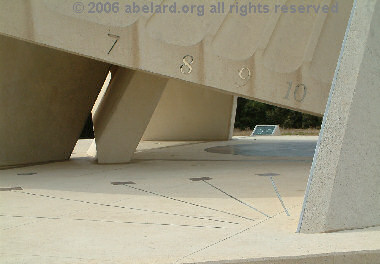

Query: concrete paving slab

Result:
[0,137,379,263]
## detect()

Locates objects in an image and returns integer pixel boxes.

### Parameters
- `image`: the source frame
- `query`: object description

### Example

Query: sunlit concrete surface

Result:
[143,80,237,141]
[92,68,168,164]
[299,0,380,233]
[1,0,378,244]
[1,137,379,264]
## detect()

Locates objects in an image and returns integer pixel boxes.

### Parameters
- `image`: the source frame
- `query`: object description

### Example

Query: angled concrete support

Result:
[93,68,168,164]
[0,35,109,168]
[299,0,380,233]
[87,76,236,159]
[143,80,237,141]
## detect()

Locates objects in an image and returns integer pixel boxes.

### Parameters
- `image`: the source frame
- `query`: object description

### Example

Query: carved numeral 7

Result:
[107,33,120,54]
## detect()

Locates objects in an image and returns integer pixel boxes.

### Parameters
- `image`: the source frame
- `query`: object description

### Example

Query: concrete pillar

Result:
[0,35,109,169]
[93,68,168,164]
[143,80,237,141]
[298,0,380,233]
[88,76,237,159]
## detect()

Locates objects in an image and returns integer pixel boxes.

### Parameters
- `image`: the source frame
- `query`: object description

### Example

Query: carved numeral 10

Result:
[284,82,307,102]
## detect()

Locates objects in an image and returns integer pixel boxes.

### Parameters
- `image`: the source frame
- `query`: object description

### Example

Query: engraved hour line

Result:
[180,55,194,74]
[201,180,271,218]
[284,81,307,102]
[107,33,120,54]
[122,184,257,222]
[269,176,290,216]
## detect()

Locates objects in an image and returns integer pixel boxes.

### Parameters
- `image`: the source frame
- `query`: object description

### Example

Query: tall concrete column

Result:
[93,68,168,164]
[0,35,109,169]
[143,80,237,141]
[298,0,380,233]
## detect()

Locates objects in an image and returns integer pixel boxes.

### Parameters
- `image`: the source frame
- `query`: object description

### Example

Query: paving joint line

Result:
[0,253,115,263]
[1,194,126,231]
[13,190,240,225]
[0,214,225,229]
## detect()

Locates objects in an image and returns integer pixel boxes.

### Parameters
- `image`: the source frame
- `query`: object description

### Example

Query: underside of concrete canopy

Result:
[0,0,354,115]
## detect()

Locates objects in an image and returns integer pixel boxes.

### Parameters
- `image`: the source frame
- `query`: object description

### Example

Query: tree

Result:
[235,98,322,130]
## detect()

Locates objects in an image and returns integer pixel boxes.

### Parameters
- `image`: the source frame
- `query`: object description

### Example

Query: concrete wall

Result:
[0,0,354,115]
[143,80,237,141]
[0,35,109,168]
[299,0,380,233]
[86,74,236,160]
[92,73,237,142]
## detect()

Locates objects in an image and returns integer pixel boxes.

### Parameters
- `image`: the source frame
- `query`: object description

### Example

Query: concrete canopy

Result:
[0,0,354,115]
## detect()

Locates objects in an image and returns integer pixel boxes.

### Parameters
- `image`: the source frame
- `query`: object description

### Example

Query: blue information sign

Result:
[251,125,278,136]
